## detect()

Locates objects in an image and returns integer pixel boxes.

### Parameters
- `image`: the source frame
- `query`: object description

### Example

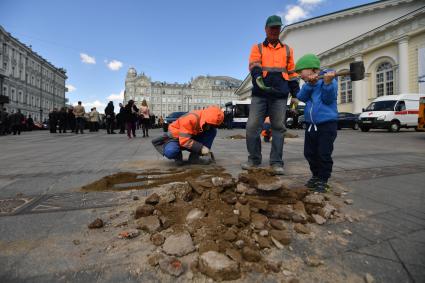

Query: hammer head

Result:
[349,61,365,81]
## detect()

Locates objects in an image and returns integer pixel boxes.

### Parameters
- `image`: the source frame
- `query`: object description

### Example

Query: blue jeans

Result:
[163,127,217,159]
[246,95,287,166]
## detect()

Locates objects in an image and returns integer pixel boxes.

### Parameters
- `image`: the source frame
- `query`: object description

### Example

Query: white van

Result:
[358,94,420,132]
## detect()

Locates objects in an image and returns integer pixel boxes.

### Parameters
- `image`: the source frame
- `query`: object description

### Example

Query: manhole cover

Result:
[0,198,33,215]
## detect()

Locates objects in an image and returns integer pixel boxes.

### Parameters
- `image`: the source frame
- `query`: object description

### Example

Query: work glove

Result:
[255,77,272,92]
[201,146,210,156]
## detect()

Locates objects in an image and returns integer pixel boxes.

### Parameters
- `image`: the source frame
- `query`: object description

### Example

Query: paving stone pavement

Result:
[0,128,424,282]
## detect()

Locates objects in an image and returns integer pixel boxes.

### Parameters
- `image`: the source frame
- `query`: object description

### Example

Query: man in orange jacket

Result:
[242,15,300,175]
[162,106,224,165]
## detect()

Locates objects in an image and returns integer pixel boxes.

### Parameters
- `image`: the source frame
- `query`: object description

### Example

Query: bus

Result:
[225,99,251,128]
[224,98,305,129]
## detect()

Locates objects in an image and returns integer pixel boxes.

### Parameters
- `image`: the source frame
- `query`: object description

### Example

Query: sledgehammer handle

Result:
[317,70,350,79]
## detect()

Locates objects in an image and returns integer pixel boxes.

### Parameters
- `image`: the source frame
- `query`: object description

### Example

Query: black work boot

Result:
[188,152,211,165]
[314,180,331,193]
[305,176,320,189]
[174,152,184,166]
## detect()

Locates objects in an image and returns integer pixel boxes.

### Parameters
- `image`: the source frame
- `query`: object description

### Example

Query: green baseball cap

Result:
[266,15,283,27]
[295,54,321,72]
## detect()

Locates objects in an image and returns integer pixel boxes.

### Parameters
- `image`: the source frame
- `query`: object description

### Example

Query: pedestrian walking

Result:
[140,99,150,137]
[104,101,116,134]
[49,108,58,133]
[124,100,138,138]
[73,101,85,134]
[11,109,24,135]
[58,107,68,133]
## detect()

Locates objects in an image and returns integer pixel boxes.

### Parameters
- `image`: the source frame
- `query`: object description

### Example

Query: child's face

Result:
[300,69,319,81]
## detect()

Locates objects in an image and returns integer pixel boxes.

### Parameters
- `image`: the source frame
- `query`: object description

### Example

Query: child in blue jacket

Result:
[295,54,338,193]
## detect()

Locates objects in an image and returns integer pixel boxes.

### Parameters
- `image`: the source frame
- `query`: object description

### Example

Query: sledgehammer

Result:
[265,61,365,94]
[319,61,365,81]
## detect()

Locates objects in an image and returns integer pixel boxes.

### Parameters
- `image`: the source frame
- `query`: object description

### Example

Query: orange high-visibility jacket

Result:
[168,106,224,153]
[249,41,298,81]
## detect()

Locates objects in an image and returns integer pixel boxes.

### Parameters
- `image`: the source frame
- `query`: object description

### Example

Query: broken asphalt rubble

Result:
[86,167,356,281]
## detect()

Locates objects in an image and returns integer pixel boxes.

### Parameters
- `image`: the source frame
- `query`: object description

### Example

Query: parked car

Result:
[337,112,360,130]
[163,111,187,132]
[358,93,421,132]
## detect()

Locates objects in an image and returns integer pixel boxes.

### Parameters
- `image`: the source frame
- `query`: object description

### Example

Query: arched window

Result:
[376,62,393,97]
[339,73,352,104]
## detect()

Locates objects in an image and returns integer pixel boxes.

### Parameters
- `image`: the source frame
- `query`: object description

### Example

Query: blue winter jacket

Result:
[296,79,338,125]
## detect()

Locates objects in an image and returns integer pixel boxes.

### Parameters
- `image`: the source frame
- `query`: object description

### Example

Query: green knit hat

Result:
[295,54,321,72]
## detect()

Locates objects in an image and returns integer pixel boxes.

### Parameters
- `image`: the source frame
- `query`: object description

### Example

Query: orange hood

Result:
[198,106,224,128]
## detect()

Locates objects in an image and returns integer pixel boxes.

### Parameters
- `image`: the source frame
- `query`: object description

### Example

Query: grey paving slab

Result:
[405,264,425,283]
[329,251,411,283]
[353,240,400,262]
[389,236,425,267]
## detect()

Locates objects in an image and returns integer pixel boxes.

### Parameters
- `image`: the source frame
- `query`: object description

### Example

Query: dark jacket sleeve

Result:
[289,79,300,98]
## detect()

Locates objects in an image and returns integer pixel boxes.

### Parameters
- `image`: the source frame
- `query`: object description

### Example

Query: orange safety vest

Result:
[249,42,298,81]
[168,106,224,152]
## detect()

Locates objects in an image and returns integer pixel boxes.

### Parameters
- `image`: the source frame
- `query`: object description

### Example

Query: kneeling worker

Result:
[153,106,224,165]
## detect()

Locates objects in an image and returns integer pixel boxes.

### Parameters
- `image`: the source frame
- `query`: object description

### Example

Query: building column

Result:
[352,54,364,113]
[361,73,370,110]
[398,37,409,94]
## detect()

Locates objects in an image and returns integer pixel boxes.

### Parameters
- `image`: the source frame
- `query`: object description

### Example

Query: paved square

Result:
[0,128,424,282]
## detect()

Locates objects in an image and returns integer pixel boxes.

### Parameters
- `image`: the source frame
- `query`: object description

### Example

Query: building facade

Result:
[0,25,68,122]
[235,0,425,113]
[124,68,241,117]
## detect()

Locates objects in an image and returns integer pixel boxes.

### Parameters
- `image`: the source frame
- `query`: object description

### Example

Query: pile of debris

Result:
[87,167,351,281]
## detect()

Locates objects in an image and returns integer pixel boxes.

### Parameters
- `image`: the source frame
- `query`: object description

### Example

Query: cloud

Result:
[106,59,123,71]
[107,90,124,101]
[66,84,76,93]
[299,0,324,5]
[80,53,96,64]
[284,5,308,24]
[280,0,326,24]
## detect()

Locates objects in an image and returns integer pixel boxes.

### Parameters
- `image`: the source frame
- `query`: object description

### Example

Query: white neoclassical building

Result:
[0,25,68,121]
[124,68,241,117]
[235,0,425,113]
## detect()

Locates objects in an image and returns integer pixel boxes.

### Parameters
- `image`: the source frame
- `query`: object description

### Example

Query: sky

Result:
[0,0,374,112]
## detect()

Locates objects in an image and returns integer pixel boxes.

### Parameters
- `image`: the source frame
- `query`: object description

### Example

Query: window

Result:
[339,73,353,103]
[376,62,393,97]
[395,101,406,112]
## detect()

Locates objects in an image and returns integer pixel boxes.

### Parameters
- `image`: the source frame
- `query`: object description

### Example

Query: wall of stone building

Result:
[323,42,402,113]
[363,44,399,101]
[408,31,425,93]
